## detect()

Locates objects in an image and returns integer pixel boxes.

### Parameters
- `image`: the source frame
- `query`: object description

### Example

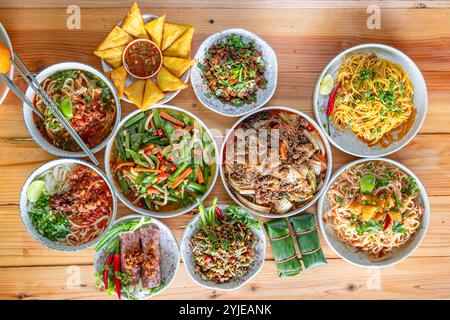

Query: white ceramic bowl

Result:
[104,104,219,218]
[313,43,428,157]
[100,14,190,106]
[19,158,118,252]
[22,62,121,158]
[93,214,180,300]
[220,106,333,218]
[0,23,14,105]
[180,204,266,291]
[191,28,278,117]
[317,158,430,268]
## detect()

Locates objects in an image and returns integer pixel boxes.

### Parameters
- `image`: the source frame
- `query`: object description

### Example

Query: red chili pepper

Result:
[103,255,113,289]
[203,255,212,263]
[156,153,163,161]
[157,129,163,136]
[228,257,236,263]
[326,83,341,135]
[215,207,223,221]
[160,163,167,171]
[383,214,392,231]
[168,164,177,173]
[113,246,121,300]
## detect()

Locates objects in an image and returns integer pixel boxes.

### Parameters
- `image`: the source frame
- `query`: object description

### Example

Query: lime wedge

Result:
[319,74,334,95]
[27,180,46,202]
[59,98,73,119]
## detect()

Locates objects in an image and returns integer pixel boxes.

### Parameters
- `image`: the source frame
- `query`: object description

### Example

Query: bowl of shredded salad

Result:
[180,199,266,290]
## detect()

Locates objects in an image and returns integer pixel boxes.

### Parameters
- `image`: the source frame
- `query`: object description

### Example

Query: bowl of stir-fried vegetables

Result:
[180,199,266,290]
[105,105,219,218]
[191,28,277,117]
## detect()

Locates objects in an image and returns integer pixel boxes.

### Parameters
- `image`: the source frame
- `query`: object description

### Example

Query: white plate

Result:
[100,14,190,106]
[180,204,266,290]
[93,214,180,300]
[0,23,14,105]
[317,158,430,268]
[313,43,428,157]
[191,28,278,117]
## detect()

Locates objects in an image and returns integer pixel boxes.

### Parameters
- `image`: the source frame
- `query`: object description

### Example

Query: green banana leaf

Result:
[264,219,302,277]
[289,214,327,269]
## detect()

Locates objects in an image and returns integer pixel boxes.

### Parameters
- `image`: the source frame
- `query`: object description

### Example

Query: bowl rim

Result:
[104,104,220,218]
[312,43,428,158]
[0,22,14,105]
[317,157,430,268]
[179,204,266,291]
[219,105,333,218]
[22,61,122,158]
[19,158,118,252]
[190,28,278,118]
[93,214,180,299]
[122,38,163,79]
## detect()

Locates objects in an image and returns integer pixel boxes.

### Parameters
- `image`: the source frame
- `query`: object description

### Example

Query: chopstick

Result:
[0,73,44,121]
[10,54,99,165]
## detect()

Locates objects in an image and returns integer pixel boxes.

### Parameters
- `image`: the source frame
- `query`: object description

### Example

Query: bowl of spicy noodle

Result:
[313,44,427,157]
[19,158,117,251]
[318,158,430,268]
[23,62,121,158]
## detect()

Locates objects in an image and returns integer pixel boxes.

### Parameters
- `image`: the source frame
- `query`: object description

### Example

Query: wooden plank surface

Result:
[0,2,450,300]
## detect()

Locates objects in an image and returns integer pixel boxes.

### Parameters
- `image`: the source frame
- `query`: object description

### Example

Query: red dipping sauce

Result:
[123,39,162,79]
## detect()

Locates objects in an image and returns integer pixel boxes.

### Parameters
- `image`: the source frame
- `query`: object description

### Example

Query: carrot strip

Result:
[280,141,288,159]
[133,168,162,173]
[170,167,193,189]
[139,144,154,153]
[159,111,185,127]
[197,167,204,184]
[114,162,134,172]
[147,187,161,195]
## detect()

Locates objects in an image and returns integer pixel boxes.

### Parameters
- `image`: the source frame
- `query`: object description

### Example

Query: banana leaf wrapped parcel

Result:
[289,213,327,269]
[263,219,302,277]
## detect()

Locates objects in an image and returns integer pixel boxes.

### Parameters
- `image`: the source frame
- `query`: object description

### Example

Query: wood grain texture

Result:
[0,2,449,300]
[0,1,449,9]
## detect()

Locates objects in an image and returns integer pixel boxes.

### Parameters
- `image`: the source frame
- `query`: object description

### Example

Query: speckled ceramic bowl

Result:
[191,28,278,117]
[19,158,117,252]
[318,158,430,268]
[100,14,190,106]
[313,43,428,157]
[93,214,180,300]
[180,204,266,291]
[22,62,121,158]
[104,105,219,218]
[220,106,333,219]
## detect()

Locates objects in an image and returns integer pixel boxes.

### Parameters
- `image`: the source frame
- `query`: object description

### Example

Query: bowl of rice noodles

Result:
[23,62,121,157]
[19,158,117,251]
[318,158,430,268]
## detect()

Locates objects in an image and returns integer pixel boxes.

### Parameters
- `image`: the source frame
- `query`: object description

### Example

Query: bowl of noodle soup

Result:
[19,159,117,251]
[318,158,429,268]
[313,44,427,157]
[23,62,121,157]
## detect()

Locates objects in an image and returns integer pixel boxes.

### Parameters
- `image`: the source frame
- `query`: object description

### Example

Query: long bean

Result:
[168,162,188,182]
[124,112,145,127]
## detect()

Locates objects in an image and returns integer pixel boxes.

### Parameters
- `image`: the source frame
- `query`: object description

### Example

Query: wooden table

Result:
[1,1,450,300]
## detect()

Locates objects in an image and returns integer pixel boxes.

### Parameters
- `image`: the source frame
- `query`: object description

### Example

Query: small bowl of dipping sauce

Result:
[122,39,163,79]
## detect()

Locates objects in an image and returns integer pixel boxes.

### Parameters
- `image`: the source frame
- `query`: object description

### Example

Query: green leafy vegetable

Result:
[28,193,70,241]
